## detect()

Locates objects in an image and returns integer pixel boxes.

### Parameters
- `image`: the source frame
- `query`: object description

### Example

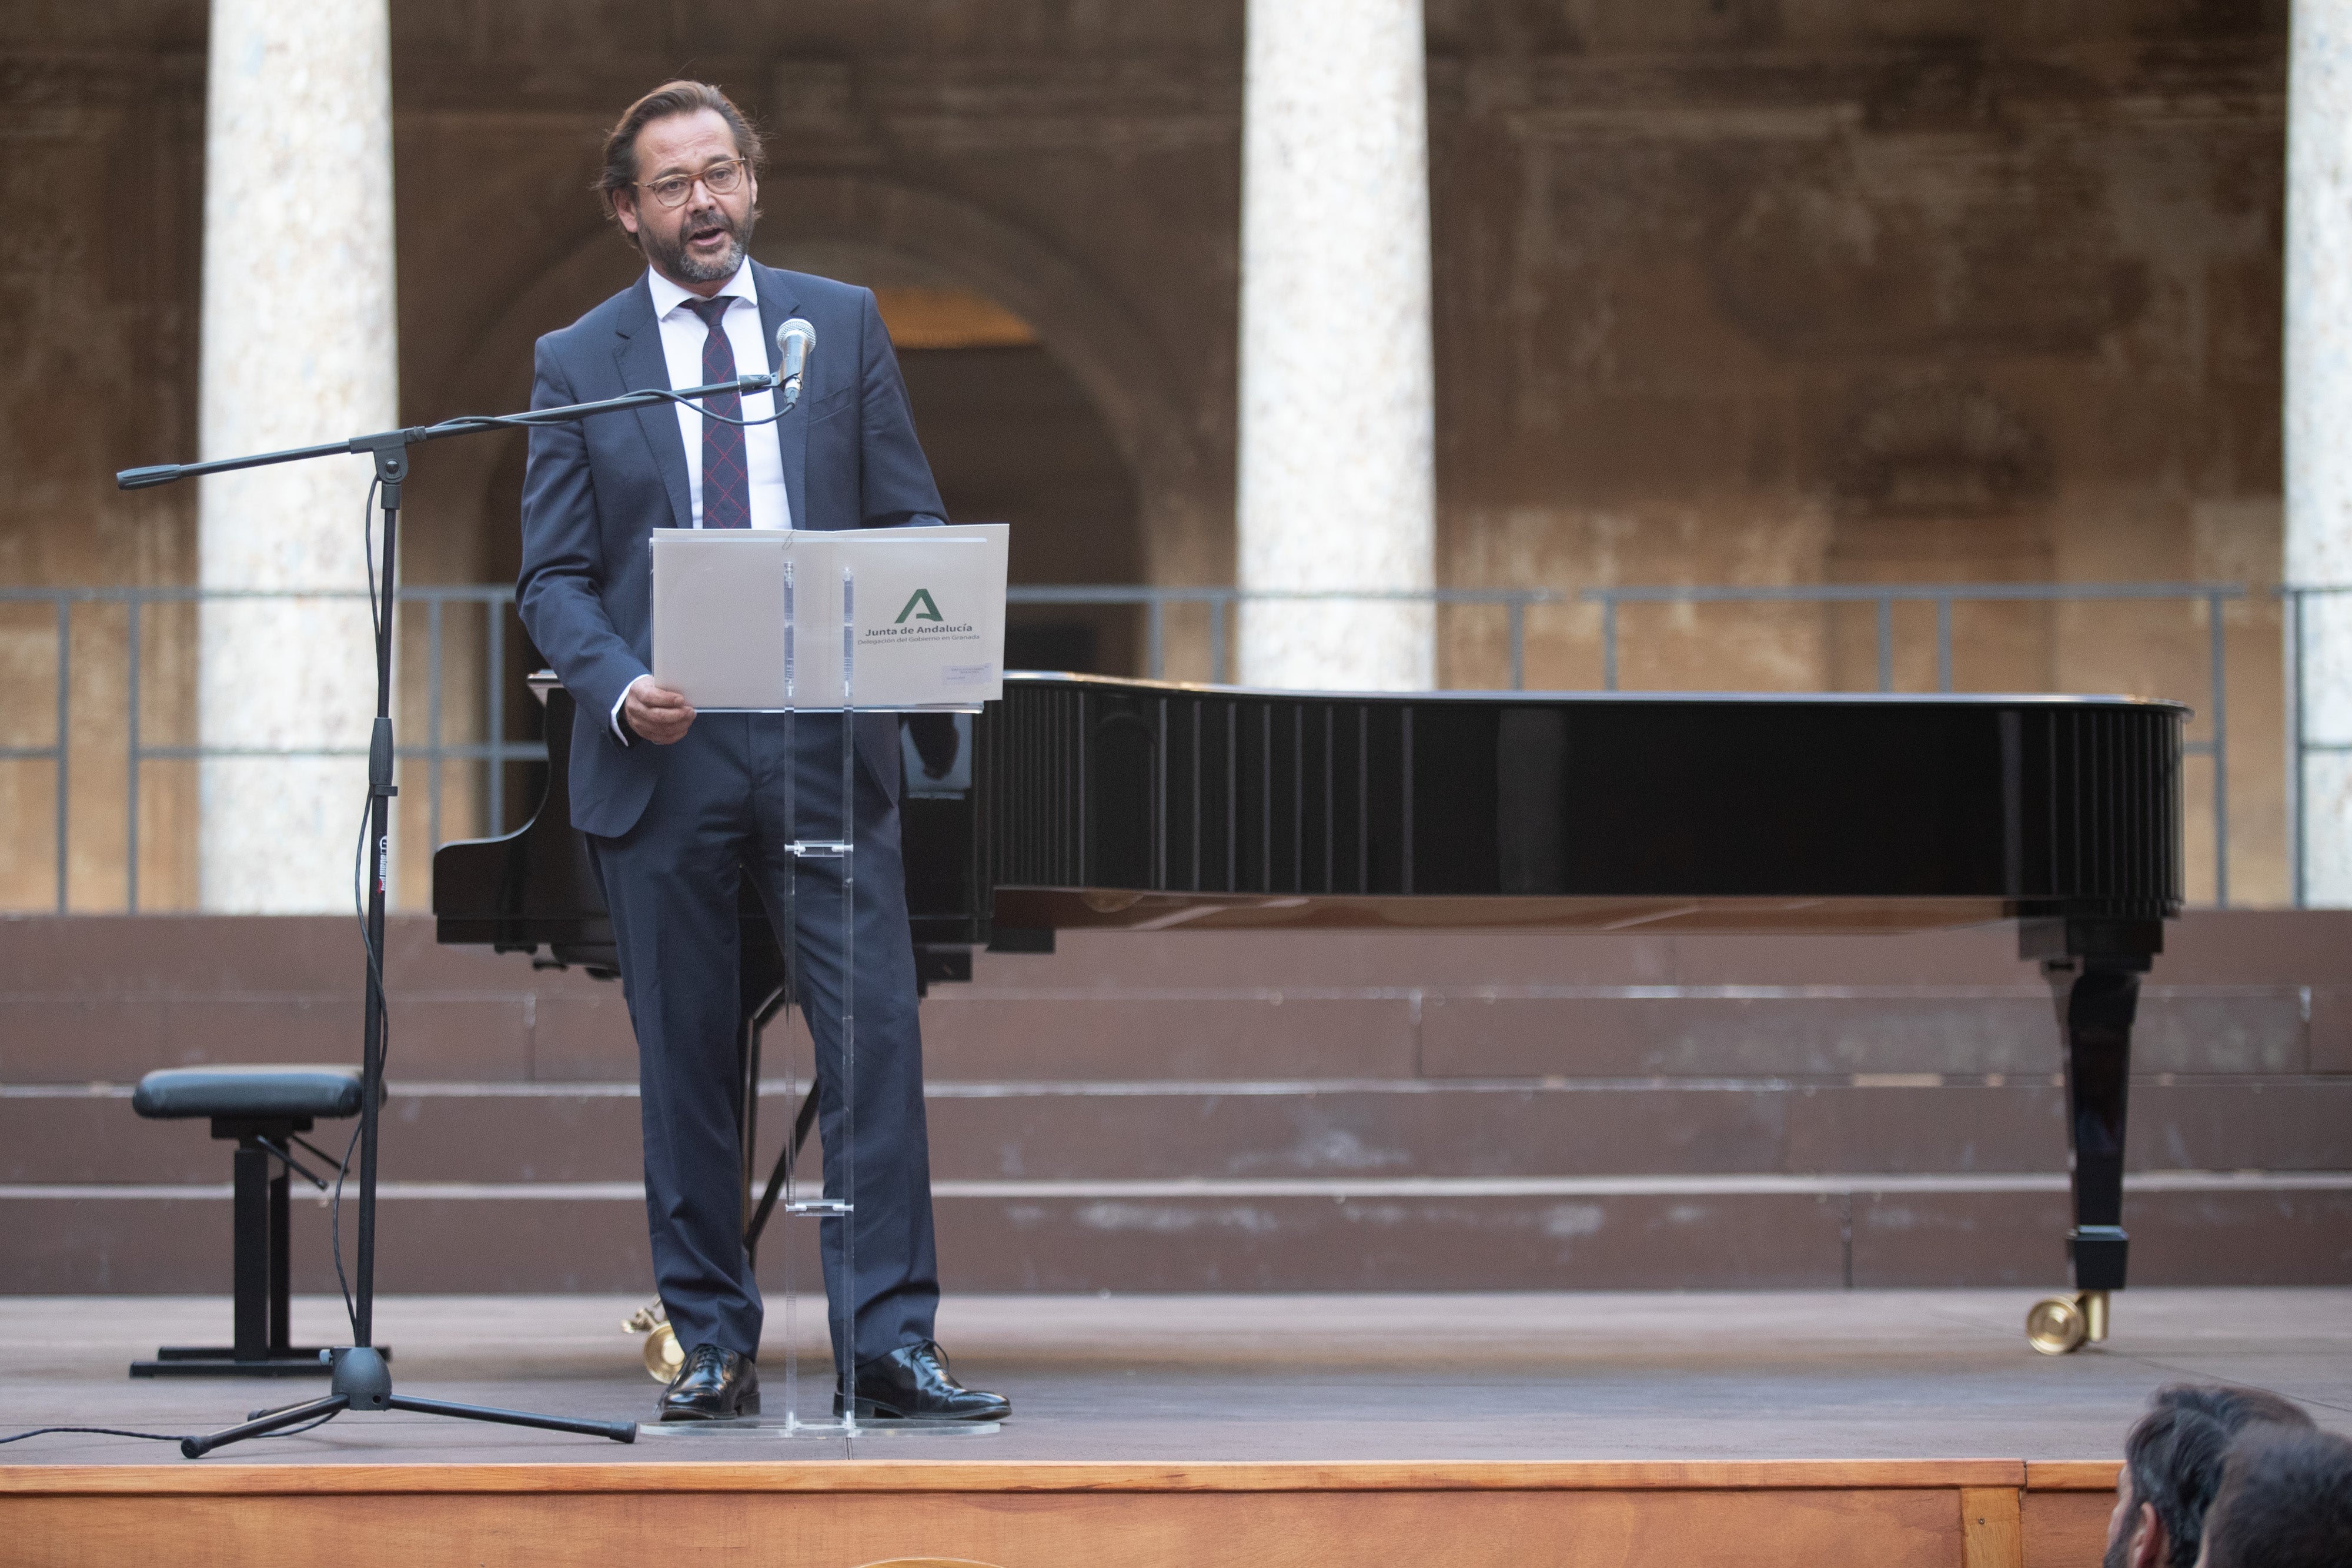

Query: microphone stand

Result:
[117,367,793,1459]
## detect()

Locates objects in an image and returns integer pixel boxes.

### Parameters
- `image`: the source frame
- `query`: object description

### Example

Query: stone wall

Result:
[0,1,2291,905]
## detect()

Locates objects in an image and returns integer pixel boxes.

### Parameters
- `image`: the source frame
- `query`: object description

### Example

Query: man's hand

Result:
[623,676,696,745]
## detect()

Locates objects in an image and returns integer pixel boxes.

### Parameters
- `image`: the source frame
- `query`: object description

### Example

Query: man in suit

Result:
[517,79,1008,1425]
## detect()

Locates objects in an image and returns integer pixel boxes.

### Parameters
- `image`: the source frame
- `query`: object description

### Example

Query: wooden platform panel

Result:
[0,1458,2099,1568]
[2020,1464,2127,1568]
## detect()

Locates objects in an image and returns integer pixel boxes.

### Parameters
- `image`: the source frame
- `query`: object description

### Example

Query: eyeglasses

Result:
[635,158,749,209]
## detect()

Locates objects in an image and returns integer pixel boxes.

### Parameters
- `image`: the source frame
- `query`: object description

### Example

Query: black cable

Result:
[361,474,383,644]
[0,1425,193,1447]
[352,787,384,1002]
[429,382,793,437]
[328,1114,363,1342]
[0,1411,344,1449]
[336,734,375,1342]
[339,476,392,1345]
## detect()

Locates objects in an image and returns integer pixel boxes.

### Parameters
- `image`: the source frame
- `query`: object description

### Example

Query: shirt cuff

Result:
[611,677,641,746]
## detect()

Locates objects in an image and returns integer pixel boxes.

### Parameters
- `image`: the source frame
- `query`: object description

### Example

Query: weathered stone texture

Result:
[1237,0,1437,690]
[196,0,398,912]
[0,44,203,909]
[0,1,2293,904]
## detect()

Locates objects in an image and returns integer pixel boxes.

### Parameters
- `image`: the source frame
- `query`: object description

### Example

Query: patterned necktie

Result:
[686,296,750,529]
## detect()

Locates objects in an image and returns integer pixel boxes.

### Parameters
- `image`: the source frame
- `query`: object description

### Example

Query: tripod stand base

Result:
[178,1348,637,1459]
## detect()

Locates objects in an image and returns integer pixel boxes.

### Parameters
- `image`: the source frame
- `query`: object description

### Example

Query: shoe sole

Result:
[836,1399,1004,1423]
[658,1395,761,1422]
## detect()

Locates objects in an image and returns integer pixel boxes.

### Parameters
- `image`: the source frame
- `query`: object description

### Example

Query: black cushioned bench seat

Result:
[126,1064,373,1377]
[132,1066,365,1122]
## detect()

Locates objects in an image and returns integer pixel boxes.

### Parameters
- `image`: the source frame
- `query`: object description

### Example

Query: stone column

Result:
[1236,0,1436,691]
[197,0,397,911]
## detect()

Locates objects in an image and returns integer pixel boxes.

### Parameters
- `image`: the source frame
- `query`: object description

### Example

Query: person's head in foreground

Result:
[2193,1426,2352,1568]
[2104,1383,2316,1568]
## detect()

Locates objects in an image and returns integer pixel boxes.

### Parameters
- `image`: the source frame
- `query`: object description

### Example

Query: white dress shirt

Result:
[644,263,792,531]
[618,263,796,740]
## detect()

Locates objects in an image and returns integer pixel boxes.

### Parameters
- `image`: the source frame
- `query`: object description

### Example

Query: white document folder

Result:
[650,524,1008,712]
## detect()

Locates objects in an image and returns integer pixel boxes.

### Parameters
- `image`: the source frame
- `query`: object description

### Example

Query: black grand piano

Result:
[434,672,2184,1356]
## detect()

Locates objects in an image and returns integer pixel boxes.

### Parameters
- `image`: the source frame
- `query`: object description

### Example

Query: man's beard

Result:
[642,202,757,284]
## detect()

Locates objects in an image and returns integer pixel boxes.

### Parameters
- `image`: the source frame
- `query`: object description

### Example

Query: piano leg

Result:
[2020,918,2156,1355]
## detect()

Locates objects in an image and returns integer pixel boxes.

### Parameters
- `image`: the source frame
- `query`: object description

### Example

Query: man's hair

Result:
[599,81,763,218]
[2201,1427,2352,1568]
[2120,1385,2316,1568]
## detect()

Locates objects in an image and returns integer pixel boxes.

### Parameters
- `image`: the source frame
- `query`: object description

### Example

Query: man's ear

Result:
[614,191,640,238]
[2133,1501,2169,1568]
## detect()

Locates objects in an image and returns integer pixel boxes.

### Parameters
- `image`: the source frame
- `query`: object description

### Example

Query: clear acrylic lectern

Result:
[637,526,1006,1442]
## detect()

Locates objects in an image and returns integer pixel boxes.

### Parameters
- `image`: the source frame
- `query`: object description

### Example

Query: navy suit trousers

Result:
[587,711,939,1370]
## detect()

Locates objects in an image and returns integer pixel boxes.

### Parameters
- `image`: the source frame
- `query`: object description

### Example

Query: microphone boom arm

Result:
[115,370,786,492]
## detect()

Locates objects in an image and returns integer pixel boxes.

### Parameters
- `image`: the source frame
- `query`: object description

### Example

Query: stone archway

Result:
[396,175,1212,873]
[753,173,1201,538]
[413,173,1207,591]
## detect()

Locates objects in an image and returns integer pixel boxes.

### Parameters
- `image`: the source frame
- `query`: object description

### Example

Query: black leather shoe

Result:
[658,1343,760,1422]
[835,1339,1010,1422]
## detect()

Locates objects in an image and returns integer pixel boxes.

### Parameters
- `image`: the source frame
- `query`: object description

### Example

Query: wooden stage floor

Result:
[5,1288,2346,1465]
[4,1289,2347,1566]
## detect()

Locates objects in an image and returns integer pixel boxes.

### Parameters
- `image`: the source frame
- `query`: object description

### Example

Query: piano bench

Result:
[128,1066,377,1379]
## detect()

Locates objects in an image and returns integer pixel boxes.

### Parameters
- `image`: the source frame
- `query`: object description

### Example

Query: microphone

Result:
[776,317,815,408]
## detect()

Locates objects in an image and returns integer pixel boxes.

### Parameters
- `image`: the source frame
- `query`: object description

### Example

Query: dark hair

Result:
[2201,1427,2352,1568]
[2120,1386,2316,1568]
[599,81,763,218]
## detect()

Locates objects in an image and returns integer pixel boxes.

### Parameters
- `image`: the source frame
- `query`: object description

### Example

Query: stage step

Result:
[2,912,2347,1295]
[6,1076,2348,1185]
[7,1174,2348,1293]
[3,912,2349,1087]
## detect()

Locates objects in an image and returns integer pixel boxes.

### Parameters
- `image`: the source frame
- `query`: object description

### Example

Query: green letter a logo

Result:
[896,588,943,624]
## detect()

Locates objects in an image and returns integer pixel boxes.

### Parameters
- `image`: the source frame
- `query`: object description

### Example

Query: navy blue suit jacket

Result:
[517,262,947,840]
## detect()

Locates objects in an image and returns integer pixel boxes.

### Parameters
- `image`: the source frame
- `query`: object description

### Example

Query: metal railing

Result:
[0,578,2272,912]
[1007,584,1563,688]
[2280,584,2352,907]
[0,584,543,914]
[0,583,1558,914]
[409,585,540,855]
[1582,582,2246,906]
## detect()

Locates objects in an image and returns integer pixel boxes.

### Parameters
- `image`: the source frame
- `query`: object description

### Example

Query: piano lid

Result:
[992,668,2194,716]
[971,675,2187,930]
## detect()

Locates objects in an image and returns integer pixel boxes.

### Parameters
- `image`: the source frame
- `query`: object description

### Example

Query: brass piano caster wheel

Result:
[641,1321,683,1381]
[2026,1295,2087,1355]
[2026,1289,2110,1355]
[624,1298,682,1381]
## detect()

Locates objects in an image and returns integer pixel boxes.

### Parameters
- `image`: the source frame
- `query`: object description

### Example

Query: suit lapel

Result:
[612,278,692,530]
[754,263,808,531]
